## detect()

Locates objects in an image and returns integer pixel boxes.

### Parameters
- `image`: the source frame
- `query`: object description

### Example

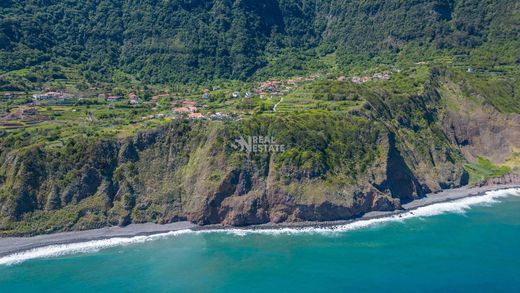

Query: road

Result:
[273,97,284,112]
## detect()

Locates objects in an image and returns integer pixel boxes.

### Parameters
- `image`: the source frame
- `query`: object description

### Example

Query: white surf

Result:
[1,188,519,266]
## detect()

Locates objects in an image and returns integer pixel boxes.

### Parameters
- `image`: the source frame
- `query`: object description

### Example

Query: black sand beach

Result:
[1,184,519,257]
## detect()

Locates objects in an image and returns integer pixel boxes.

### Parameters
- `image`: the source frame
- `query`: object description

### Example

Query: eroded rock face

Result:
[182,131,447,226]
[443,106,520,164]
[482,174,520,186]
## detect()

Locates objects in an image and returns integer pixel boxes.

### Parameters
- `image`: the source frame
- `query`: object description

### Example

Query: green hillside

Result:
[1,0,519,85]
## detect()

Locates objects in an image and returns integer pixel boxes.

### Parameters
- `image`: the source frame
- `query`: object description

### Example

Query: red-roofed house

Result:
[189,113,205,119]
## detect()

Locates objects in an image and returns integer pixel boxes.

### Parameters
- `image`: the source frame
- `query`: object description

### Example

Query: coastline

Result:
[1,183,519,258]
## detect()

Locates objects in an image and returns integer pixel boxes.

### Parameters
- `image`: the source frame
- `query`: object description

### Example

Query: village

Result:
[0,69,395,130]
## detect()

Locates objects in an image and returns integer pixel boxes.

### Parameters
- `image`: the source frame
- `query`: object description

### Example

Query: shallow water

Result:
[1,189,519,292]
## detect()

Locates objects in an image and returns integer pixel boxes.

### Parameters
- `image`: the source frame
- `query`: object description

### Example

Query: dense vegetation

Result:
[1,0,519,85]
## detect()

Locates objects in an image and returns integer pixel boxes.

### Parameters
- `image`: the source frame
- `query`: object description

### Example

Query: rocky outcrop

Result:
[443,106,520,164]
[481,174,520,186]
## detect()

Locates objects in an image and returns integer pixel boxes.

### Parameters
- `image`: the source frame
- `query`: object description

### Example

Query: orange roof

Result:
[173,107,191,113]
[151,94,169,101]
[189,113,204,119]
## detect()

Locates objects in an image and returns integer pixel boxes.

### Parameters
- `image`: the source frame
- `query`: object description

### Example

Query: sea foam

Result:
[0,230,192,266]
[1,188,519,265]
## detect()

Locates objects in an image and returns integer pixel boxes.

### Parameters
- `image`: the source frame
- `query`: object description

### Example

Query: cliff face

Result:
[443,106,520,164]
[0,110,467,235]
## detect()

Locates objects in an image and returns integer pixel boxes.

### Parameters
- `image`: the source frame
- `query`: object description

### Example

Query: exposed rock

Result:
[443,106,520,164]
[481,174,520,186]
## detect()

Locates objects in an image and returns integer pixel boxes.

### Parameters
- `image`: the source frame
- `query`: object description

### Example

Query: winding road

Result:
[273,97,284,112]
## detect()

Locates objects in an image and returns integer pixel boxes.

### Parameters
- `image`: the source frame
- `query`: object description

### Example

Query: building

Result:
[189,112,205,119]
[232,92,240,98]
[128,93,139,105]
[32,92,72,101]
[106,96,120,102]
[351,76,362,84]
[173,107,192,114]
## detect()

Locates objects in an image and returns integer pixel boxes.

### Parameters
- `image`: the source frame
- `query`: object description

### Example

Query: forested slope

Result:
[1,0,518,83]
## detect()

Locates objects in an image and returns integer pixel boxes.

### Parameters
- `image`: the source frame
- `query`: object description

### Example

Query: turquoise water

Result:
[1,190,519,292]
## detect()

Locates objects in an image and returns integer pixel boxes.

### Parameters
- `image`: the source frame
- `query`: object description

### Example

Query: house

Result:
[351,76,362,84]
[373,73,383,80]
[467,68,476,73]
[337,76,346,82]
[32,92,72,100]
[232,92,240,98]
[209,112,225,120]
[106,96,120,102]
[245,92,254,98]
[128,93,139,105]
[173,107,192,114]
[56,93,72,100]
[189,112,205,119]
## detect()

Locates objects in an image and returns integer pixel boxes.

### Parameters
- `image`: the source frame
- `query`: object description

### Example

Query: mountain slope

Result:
[1,0,518,83]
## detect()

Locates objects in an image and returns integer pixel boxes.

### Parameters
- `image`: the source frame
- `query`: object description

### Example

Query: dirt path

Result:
[273,97,284,112]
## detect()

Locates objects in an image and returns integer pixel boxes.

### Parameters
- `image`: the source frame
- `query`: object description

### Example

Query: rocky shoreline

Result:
[1,183,519,258]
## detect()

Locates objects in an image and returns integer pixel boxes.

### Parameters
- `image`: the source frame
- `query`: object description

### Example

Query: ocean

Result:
[0,188,519,292]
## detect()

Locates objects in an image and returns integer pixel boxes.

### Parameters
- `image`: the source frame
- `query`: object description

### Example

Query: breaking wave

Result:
[1,188,519,266]
[0,230,193,266]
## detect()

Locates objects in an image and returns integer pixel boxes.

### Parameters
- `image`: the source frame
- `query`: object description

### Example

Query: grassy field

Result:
[465,157,513,184]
